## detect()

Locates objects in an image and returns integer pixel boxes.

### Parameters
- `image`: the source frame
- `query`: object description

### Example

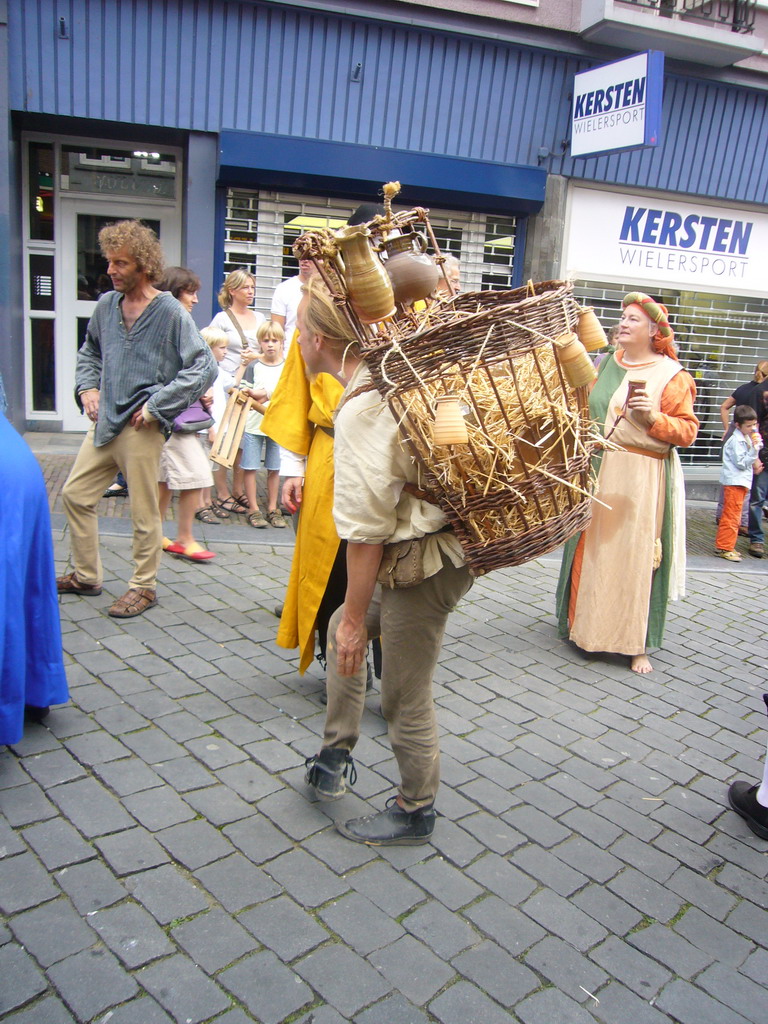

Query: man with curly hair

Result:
[57,220,216,618]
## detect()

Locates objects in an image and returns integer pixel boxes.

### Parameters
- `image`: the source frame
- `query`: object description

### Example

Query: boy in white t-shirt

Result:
[240,321,287,528]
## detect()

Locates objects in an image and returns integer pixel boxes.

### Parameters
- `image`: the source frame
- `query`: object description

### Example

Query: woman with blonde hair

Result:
[208,268,266,514]
[208,268,265,374]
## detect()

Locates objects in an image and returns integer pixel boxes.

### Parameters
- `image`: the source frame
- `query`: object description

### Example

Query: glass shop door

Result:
[58,198,180,430]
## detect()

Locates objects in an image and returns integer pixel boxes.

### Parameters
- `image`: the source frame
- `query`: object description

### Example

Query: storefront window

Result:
[30,319,55,411]
[29,254,55,311]
[28,143,54,241]
[482,217,516,290]
[61,147,177,201]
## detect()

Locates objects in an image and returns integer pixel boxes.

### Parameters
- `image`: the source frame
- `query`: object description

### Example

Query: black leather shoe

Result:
[24,704,50,723]
[728,781,768,840]
[336,797,435,845]
[305,747,357,801]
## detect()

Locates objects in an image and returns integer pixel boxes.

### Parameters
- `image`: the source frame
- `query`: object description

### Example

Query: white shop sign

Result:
[564,187,768,297]
[571,51,664,159]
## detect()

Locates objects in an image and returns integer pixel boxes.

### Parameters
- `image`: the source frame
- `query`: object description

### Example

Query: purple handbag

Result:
[172,400,214,433]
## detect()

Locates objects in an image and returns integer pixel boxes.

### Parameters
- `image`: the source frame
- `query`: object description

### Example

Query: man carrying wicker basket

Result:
[300,277,473,845]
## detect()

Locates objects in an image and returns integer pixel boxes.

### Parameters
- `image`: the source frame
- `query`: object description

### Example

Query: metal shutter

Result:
[223,188,516,319]
[575,280,768,466]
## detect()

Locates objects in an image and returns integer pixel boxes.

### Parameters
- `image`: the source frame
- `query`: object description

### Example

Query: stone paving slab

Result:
[1,468,768,1020]
[26,431,768,564]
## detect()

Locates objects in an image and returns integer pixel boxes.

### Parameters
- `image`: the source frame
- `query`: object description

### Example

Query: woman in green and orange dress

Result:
[556,292,699,674]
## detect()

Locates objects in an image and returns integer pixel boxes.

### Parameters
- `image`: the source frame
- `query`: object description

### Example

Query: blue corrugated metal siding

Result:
[556,71,768,204]
[10,0,768,206]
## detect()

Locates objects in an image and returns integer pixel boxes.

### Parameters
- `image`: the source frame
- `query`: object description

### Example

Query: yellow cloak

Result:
[261,339,344,673]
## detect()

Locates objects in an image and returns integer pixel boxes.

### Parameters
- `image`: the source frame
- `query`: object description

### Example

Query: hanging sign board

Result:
[564,186,767,296]
[571,51,664,158]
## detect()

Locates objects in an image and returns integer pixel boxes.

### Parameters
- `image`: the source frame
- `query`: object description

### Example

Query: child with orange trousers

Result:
[716,404,761,562]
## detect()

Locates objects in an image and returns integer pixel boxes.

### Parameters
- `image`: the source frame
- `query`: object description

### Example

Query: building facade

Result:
[2,0,767,463]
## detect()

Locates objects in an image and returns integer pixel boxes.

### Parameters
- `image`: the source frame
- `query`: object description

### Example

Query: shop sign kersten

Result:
[565,187,766,296]
[571,52,664,158]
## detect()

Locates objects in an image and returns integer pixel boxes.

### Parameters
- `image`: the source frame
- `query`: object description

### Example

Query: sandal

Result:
[265,509,288,528]
[108,588,157,618]
[232,494,250,513]
[247,509,268,529]
[56,571,102,596]
[211,498,234,518]
[715,549,742,561]
[213,496,245,515]
[195,506,220,525]
[170,542,216,562]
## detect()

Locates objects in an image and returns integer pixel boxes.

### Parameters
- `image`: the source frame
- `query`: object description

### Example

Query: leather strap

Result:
[618,444,669,461]
[225,308,250,351]
[402,481,440,503]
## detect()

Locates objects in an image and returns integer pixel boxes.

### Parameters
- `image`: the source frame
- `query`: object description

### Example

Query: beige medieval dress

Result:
[556,351,698,656]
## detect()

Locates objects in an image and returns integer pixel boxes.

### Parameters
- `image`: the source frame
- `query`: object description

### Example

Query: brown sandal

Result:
[108,588,157,618]
[195,505,220,525]
[210,495,231,516]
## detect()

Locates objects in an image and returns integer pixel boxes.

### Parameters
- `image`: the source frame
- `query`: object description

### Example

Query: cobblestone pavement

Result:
[0,442,767,1023]
[31,432,765,560]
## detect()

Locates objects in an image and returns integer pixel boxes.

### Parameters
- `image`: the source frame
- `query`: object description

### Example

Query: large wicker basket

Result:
[292,190,602,576]
[362,280,599,575]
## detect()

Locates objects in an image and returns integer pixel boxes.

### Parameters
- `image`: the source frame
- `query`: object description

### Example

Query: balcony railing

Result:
[616,0,756,32]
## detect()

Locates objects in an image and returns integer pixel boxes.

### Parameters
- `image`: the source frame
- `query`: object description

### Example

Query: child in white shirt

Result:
[715,404,760,561]
[240,321,287,528]
[195,326,235,524]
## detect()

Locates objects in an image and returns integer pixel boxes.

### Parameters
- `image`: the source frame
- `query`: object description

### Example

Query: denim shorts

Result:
[241,432,280,471]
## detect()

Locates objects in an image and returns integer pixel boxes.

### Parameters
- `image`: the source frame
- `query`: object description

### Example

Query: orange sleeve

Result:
[649,370,699,448]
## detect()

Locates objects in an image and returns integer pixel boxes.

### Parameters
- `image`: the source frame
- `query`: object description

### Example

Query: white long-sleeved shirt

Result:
[333,362,464,578]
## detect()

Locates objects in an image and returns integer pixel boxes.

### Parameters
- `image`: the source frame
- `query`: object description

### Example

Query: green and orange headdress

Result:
[622,292,678,361]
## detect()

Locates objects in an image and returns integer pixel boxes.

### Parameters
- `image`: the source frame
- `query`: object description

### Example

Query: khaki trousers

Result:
[324,558,473,812]
[62,423,166,590]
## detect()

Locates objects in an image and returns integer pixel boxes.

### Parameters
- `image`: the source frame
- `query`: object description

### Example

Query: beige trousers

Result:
[62,423,166,590]
[324,558,473,812]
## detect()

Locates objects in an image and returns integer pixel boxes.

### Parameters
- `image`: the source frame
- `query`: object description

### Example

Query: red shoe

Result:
[170,542,216,562]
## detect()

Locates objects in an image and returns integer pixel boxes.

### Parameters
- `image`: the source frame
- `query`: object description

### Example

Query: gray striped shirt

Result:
[76,291,217,446]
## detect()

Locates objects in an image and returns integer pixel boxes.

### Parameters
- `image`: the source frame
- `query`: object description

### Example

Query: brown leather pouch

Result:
[376,538,427,589]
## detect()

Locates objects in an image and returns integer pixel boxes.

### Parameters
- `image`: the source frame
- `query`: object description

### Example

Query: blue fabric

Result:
[0,415,69,745]
[748,466,768,544]
[241,432,281,471]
